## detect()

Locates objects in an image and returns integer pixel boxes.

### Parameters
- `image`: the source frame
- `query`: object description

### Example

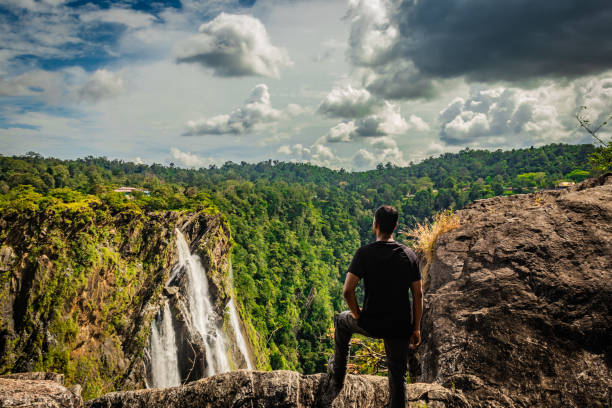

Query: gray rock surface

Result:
[412,174,612,407]
[86,370,468,408]
[0,372,82,408]
[0,371,65,384]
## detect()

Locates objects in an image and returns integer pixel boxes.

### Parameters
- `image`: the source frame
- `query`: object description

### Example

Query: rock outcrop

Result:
[86,370,468,408]
[413,174,612,407]
[0,371,82,408]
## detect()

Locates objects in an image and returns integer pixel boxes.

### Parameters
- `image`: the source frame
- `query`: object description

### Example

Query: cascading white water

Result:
[148,228,253,387]
[227,299,253,370]
[175,229,230,376]
[149,301,181,388]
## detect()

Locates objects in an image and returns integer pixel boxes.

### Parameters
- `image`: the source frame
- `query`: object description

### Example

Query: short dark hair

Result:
[374,205,398,234]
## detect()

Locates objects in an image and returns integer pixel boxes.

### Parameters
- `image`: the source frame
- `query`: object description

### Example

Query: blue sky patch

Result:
[0,97,82,119]
[0,122,40,130]
[66,0,182,13]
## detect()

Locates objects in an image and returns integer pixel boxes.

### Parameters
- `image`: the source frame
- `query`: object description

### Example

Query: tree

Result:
[565,169,590,183]
[491,174,505,196]
[575,106,612,174]
[25,151,43,159]
[434,188,455,210]
[51,165,70,188]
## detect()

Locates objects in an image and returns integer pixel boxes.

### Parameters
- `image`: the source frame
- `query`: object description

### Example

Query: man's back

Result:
[325,205,423,408]
[348,240,421,338]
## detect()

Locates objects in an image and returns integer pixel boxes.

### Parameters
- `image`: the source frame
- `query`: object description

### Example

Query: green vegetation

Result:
[0,185,219,399]
[409,210,461,281]
[574,106,612,175]
[0,143,599,386]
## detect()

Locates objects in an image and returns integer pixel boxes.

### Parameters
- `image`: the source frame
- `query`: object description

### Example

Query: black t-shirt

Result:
[348,240,421,338]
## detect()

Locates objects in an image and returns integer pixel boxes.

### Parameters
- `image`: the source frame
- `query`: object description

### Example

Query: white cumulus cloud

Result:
[317,85,378,118]
[0,68,126,104]
[79,8,156,29]
[574,76,612,140]
[277,143,340,168]
[77,69,125,102]
[345,0,398,68]
[438,85,575,146]
[408,114,430,131]
[352,136,407,169]
[352,148,377,169]
[170,147,220,168]
[343,0,446,100]
[324,121,358,143]
[320,102,427,143]
[176,13,292,78]
[184,84,285,136]
[0,70,64,101]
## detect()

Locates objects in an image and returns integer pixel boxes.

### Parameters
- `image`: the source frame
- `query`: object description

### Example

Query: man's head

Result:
[373,205,398,236]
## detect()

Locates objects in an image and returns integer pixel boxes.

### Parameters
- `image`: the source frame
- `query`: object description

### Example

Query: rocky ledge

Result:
[85,370,468,408]
[0,372,82,408]
[414,174,612,407]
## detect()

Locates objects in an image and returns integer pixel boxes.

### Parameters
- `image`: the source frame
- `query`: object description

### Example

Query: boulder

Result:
[0,372,82,408]
[86,370,468,408]
[413,174,612,407]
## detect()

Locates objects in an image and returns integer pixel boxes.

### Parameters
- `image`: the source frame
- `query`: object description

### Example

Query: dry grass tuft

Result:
[407,210,461,280]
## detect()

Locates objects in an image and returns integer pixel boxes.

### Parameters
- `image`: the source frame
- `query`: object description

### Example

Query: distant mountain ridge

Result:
[1,143,595,188]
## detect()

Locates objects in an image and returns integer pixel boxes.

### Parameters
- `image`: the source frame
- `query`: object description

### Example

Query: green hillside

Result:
[0,143,598,377]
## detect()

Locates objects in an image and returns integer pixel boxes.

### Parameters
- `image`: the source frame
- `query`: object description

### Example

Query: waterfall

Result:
[175,228,230,376]
[149,301,181,388]
[227,299,253,370]
[148,228,253,387]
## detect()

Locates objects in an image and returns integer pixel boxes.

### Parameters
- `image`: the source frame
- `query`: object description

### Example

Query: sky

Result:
[1,0,612,170]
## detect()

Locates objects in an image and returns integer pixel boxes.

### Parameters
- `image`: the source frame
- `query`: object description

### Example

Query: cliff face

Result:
[413,174,612,407]
[0,198,238,399]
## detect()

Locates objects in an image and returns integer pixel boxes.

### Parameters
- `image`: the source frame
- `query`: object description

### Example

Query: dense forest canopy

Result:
[0,143,598,374]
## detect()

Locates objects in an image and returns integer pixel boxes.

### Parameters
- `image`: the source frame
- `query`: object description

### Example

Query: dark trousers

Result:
[329,311,411,408]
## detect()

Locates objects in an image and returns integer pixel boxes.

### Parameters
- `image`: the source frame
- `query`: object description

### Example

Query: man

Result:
[324,205,423,408]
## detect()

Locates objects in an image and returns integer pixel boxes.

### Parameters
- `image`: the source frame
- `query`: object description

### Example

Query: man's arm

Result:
[410,279,423,349]
[343,272,361,320]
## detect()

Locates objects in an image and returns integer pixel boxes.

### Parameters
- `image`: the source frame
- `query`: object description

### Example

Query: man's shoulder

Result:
[394,242,418,263]
[398,242,417,256]
[357,241,387,254]
[359,241,416,256]
[358,242,379,251]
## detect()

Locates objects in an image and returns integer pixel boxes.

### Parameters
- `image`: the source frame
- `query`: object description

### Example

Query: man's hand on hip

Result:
[409,329,421,349]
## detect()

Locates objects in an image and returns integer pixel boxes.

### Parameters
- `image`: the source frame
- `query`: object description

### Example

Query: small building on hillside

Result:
[113,186,150,197]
